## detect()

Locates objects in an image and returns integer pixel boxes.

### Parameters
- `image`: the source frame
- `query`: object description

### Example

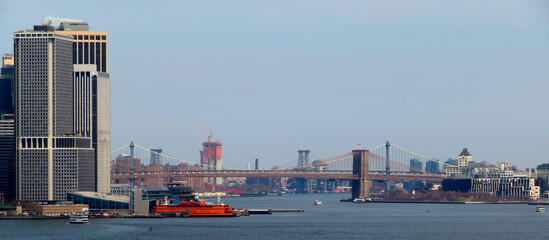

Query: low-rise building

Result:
[0,205,22,216]
[445,165,460,177]
[471,177,539,200]
[68,191,148,215]
[35,204,88,217]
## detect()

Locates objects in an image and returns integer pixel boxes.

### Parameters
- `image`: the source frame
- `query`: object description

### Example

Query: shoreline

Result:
[341,199,532,204]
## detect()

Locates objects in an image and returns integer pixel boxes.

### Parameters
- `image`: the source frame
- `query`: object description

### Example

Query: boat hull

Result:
[152,201,236,217]
[69,221,89,224]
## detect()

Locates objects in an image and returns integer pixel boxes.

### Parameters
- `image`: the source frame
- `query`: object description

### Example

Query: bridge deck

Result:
[111,170,445,182]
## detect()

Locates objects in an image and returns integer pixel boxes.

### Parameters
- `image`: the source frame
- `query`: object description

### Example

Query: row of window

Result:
[74,35,107,41]
[15,33,54,37]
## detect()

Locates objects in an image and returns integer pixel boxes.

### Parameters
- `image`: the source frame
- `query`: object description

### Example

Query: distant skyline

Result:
[1,0,548,169]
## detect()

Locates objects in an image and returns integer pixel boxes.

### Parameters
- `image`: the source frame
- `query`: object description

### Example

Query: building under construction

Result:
[200,141,222,185]
[196,122,223,185]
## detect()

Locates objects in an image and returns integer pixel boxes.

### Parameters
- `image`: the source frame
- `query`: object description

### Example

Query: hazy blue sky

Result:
[1,0,548,169]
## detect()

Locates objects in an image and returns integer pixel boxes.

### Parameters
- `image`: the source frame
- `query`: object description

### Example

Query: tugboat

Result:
[151,197,236,217]
[536,206,545,212]
[352,197,366,203]
[314,200,322,206]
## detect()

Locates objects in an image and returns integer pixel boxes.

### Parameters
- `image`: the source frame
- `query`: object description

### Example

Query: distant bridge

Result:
[111,170,444,182]
[110,141,452,198]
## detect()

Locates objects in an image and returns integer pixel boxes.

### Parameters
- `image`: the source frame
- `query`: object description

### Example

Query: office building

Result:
[410,159,423,173]
[49,17,112,193]
[0,55,15,201]
[14,25,95,200]
[0,114,15,201]
[536,163,549,179]
[44,16,108,73]
[0,54,14,116]
[73,65,111,193]
[425,160,440,174]
[48,16,111,192]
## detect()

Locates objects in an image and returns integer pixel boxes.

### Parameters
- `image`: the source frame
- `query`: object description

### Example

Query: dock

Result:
[247,209,272,214]
[245,209,304,215]
[271,209,304,212]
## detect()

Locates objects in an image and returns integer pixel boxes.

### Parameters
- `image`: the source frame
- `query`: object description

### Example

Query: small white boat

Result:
[314,200,322,206]
[70,212,89,224]
[536,206,545,212]
[352,197,366,203]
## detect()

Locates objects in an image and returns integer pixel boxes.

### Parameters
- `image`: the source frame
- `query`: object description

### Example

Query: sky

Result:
[1,0,548,169]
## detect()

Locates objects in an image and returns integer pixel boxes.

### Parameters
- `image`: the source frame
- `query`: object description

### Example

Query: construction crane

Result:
[196,122,212,143]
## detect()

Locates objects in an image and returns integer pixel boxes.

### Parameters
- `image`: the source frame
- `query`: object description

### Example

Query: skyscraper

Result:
[50,17,111,193]
[14,25,95,200]
[0,55,15,201]
[410,159,423,173]
[73,64,111,193]
[0,54,14,116]
[44,16,111,193]
[0,114,15,201]
[426,159,440,174]
[44,16,108,73]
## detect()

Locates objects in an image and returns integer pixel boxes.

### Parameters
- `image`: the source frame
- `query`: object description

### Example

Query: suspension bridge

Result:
[110,141,453,198]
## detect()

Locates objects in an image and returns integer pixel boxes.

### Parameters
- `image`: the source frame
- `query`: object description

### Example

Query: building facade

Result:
[444,165,460,177]
[14,26,95,201]
[425,160,440,174]
[537,163,549,179]
[0,54,14,117]
[471,177,540,200]
[457,148,472,170]
[49,17,111,193]
[201,141,222,184]
[44,16,108,73]
[73,65,111,193]
[0,114,15,201]
[56,29,108,73]
[410,159,423,173]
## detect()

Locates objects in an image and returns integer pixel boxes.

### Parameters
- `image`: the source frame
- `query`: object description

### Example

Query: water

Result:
[1,193,548,239]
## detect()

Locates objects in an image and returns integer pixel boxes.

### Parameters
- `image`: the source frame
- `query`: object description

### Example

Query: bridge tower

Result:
[298,150,310,166]
[129,142,135,186]
[385,141,391,191]
[150,149,163,165]
[385,141,390,174]
[297,150,312,193]
[352,149,371,199]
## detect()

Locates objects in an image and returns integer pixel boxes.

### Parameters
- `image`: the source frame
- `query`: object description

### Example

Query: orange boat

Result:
[151,199,236,217]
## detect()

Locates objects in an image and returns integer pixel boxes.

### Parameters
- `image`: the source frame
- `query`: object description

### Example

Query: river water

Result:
[1,193,548,239]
